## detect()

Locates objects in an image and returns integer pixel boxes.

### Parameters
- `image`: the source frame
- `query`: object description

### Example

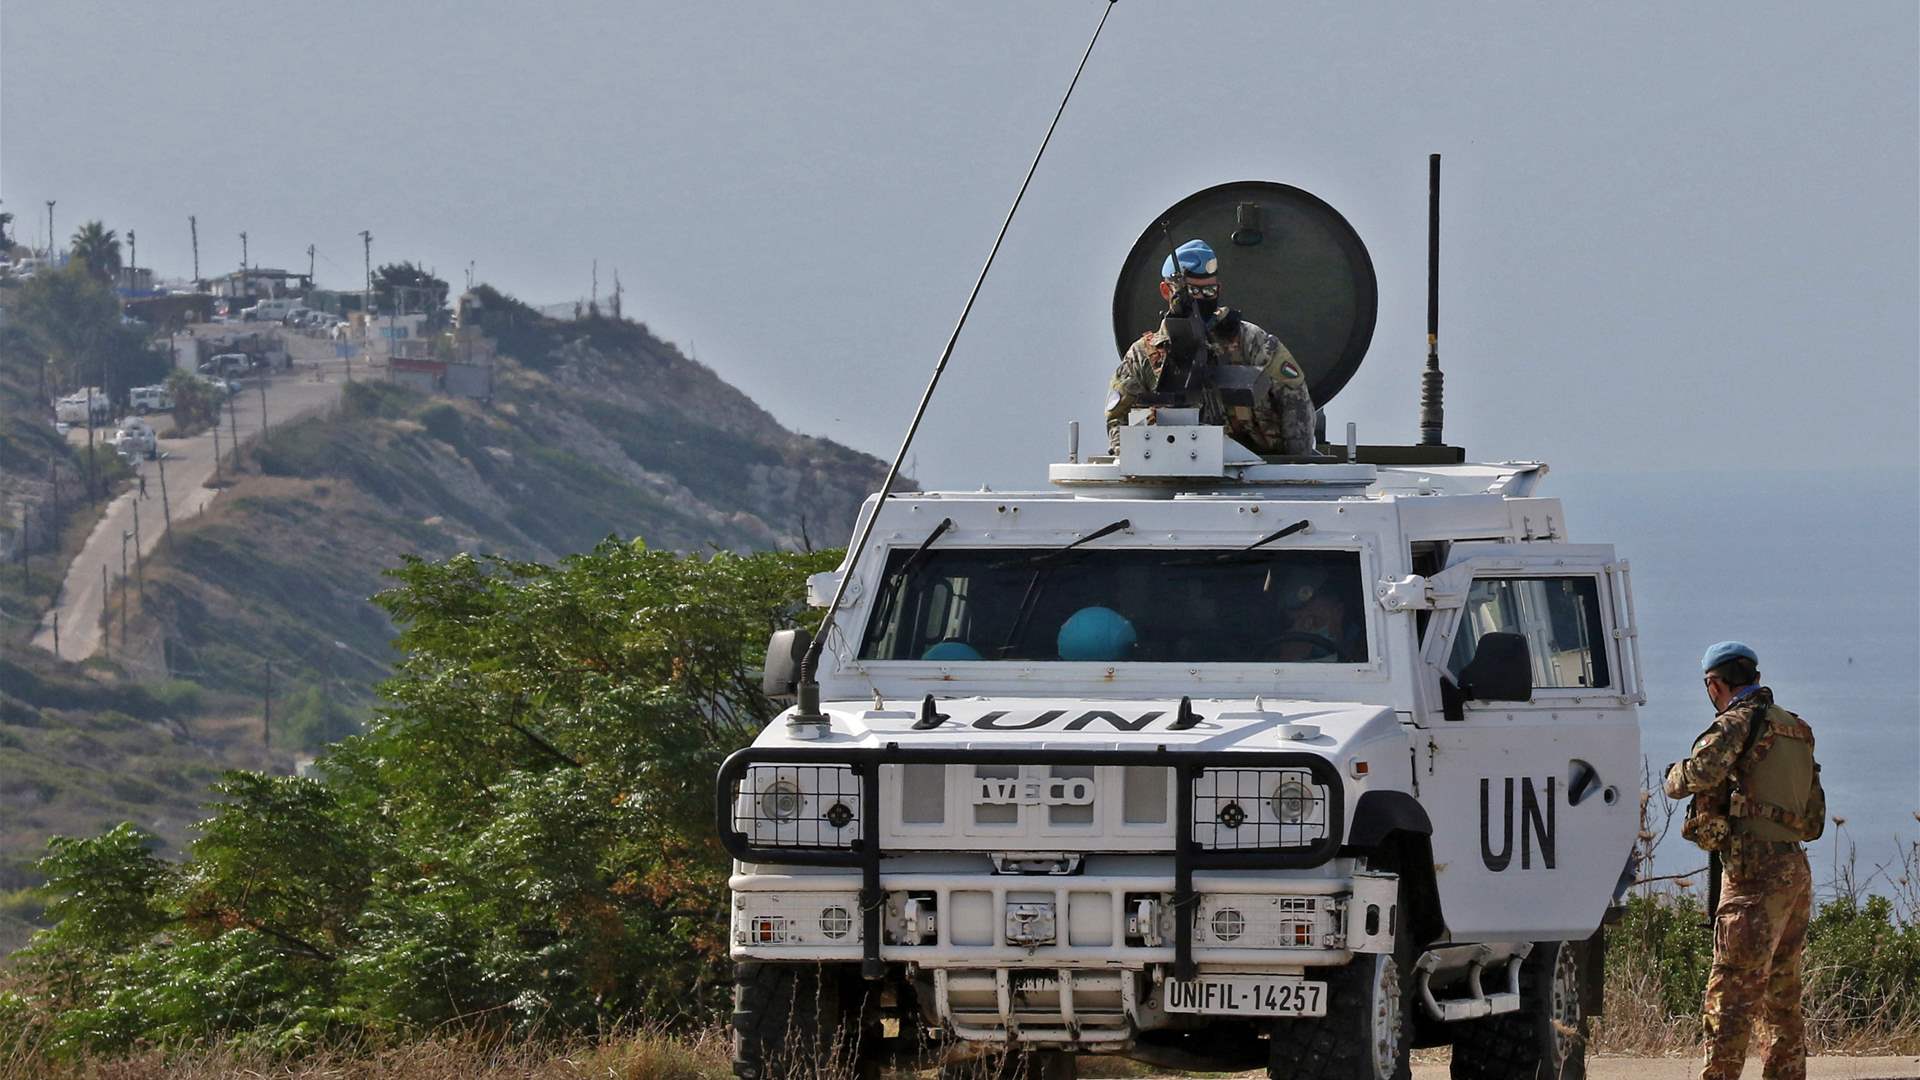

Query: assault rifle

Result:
[1693,700,1770,927]
[1131,226,1271,422]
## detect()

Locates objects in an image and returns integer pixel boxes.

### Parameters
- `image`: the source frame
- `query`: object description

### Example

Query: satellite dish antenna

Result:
[1112,181,1379,408]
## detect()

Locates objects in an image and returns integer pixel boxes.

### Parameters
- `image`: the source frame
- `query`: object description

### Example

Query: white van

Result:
[243,298,300,322]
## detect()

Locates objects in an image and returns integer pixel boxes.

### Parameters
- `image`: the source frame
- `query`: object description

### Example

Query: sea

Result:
[1550,468,1920,897]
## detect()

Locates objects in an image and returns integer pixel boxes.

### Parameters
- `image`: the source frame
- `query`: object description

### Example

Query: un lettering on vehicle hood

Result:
[758,697,1406,759]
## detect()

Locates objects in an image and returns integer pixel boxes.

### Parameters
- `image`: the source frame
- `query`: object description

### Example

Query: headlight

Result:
[760,780,803,822]
[733,764,862,849]
[1271,779,1314,824]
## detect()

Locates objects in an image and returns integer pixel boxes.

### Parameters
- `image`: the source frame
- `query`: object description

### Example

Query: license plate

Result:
[1164,975,1327,1017]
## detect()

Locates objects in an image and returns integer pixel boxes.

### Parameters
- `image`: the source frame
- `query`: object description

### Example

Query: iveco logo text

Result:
[975,777,1097,807]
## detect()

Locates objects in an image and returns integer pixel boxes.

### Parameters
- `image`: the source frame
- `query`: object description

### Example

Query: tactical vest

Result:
[1729,703,1824,843]
[1682,693,1824,851]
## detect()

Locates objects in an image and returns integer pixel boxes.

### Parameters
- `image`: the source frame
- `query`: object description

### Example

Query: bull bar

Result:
[715,745,1345,979]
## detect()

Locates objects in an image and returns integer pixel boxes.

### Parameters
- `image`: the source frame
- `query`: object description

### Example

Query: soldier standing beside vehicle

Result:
[1664,641,1826,1080]
[1104,239,1314,455]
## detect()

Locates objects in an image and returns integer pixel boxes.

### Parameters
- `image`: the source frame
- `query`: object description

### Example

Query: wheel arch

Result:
[1346,790,1446,949]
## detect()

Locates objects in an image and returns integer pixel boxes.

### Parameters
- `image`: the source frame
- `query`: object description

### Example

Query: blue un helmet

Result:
[1057,606,1137,661]
[1161,239,1219,280]
[1700,641,1758,674]
[922,640,983,662]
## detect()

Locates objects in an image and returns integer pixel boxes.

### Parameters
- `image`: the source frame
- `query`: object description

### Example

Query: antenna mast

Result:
[788,0,1120,736]
[1419,153,1445,446]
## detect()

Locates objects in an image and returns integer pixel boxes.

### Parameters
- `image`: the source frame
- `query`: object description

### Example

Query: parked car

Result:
[243,298,300,322]
[130,384,174,414]
[200,352,253,376]
[112,420,158,460]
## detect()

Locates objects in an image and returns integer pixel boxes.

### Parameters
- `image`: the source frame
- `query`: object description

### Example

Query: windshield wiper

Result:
[863,518,954,656]
[1242,518,1311,552]
[896,517,954,579]
[1000,518,1131,653]
[995,517,1133,569]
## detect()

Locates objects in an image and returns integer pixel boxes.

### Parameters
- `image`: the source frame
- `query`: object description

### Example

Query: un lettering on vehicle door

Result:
[1415,546,1644,940]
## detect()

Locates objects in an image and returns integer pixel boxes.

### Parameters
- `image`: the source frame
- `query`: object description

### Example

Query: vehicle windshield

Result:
[857,547,1368,663]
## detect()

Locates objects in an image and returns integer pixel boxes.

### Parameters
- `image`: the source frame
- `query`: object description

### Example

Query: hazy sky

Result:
[5,1,1915,489]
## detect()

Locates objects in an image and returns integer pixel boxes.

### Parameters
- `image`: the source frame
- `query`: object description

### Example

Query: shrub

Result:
[7,542,836,1053]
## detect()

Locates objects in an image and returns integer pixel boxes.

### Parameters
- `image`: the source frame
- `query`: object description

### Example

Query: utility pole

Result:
[612,270,623,320]
[359,230,373,314]
[258,379,268,441]
[132,502,144,598]
[84,387,97,505]
[307,243,315,283]
[45,201,54,262]
[591,259,598,313]
[227,394,240,471]
[128,229,136,287]
[190,215,200,286]
[100,564,109,656]
[212,421,222,483]
[52,611,59,656]
[239,230,248,273]
[156,453,174,552]
[120,529,131,648]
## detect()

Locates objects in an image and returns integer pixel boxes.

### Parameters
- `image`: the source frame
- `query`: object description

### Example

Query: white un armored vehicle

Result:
[720,174,1644,1080]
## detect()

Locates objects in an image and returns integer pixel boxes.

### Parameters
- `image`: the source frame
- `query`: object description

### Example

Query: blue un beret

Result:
[1161,239,1219,280]
[1701,641,1758,673]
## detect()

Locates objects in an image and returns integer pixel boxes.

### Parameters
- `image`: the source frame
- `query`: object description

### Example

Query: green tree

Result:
[11,541,836,1051]
[10,264,168,405]
[279,682,363,751]
[0,209,15,251]
[165,370,223,434]
[371,261,449,324]
[69,221,122,284]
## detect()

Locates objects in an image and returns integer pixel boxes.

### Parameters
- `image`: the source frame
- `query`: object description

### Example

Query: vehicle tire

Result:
[1268,878,1416,1080]
[730,961,878,1079]
[1447,940,1587,1080]
[1267,887,1420,1068]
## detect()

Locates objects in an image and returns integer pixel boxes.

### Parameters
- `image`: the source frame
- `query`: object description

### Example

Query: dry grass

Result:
[0,1028,734,1080]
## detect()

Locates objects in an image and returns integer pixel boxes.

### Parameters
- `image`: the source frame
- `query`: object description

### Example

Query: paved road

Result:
[1132,1058,1918,1079]
[1415,1058,1919,1080]
[30,339,356,661]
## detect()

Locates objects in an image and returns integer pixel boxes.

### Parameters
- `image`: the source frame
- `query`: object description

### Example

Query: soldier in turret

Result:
[1664,641,1825,1080]
[1104,239,1314,456]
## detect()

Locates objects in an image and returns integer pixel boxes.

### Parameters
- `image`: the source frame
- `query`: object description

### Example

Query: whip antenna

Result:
[1419,153,1446,446]
[788,1,1119,735]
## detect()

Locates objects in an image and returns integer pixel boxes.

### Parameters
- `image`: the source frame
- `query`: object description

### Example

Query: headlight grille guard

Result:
[715,746,1344,979]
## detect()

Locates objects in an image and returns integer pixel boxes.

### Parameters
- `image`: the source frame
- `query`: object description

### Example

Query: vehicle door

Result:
[1415,543,1644,941]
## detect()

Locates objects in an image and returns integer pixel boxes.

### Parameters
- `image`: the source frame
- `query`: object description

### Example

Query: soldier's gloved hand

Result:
[1661,761,1686,799]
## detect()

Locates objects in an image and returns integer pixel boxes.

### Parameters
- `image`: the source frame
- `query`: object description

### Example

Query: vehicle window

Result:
[1447,577,1610,689]
[857,548,1368,664]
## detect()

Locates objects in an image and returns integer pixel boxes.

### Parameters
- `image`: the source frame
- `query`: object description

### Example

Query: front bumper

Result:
[729,868,1399,969]
[717,744,1348,980]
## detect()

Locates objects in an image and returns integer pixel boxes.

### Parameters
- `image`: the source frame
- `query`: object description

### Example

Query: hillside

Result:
[0,292,889,945]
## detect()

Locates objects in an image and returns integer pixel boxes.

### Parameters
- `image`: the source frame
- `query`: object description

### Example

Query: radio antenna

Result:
[789,0,1120,735]
[1419,153,1446,446]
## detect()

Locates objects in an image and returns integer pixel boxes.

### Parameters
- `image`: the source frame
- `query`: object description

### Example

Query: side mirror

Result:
[1459,631,1534,703]
[761,628,812,699]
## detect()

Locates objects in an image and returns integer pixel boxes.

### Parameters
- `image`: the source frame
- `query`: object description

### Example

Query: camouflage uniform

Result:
[1104,317,1315,455]
[1664,688,1821,1080]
